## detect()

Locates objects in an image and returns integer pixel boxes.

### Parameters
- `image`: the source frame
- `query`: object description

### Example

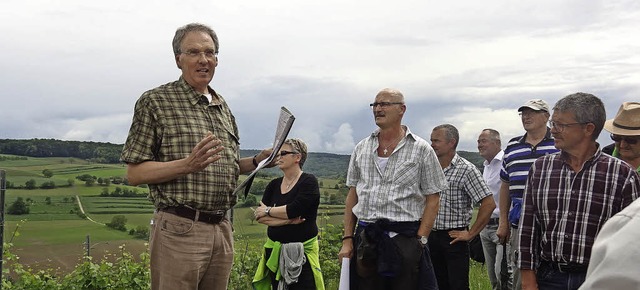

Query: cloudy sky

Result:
[1,0,638,154]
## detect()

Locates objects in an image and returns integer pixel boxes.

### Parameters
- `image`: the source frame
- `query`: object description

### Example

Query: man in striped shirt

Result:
[518,93,640,290]
[497,99,559,290]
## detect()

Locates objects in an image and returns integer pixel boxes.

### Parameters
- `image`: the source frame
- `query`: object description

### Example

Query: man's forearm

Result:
[127,160,189,186]
[468,196,496,237]
[498,181,511,224]
[343,187,358,236]
[418,193,440,237]
[521,269,538,290]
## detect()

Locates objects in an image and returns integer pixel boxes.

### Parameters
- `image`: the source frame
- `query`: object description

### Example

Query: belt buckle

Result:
[557,262,569,273]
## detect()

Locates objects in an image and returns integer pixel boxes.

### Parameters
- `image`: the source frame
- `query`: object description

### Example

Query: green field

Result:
[0,155,491,289]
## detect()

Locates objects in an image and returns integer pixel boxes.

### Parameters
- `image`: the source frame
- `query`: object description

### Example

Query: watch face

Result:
[420,236,428,244]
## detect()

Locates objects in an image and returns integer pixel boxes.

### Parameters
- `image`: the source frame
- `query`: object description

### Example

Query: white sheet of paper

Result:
[339,257,350,290]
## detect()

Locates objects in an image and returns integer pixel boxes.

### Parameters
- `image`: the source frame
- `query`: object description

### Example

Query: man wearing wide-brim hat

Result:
[603,102,640,172]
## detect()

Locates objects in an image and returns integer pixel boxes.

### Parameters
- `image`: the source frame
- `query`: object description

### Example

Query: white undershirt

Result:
[377,156,389,172]
[376,156,398,237]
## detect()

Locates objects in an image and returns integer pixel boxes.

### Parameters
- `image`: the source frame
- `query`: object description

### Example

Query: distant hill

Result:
[0,139,483,177]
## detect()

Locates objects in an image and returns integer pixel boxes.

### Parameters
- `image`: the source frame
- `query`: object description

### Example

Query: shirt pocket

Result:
[393,161,419,186]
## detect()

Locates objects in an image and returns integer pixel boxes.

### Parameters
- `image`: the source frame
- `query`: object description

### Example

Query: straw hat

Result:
[604,102,640,136]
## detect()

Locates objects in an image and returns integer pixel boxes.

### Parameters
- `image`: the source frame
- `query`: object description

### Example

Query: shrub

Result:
[7,197,30,215]
[106,215,127,232]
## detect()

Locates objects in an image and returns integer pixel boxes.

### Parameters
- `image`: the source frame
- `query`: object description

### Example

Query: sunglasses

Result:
[278,150,299,157]
[610,134,639,145]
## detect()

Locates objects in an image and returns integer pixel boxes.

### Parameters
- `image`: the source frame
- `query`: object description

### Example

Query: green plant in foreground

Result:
[2,242,151,290]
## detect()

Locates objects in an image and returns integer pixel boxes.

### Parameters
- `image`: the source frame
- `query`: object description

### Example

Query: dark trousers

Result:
[264,248,315,290]
[353,232,424,289]
[428,229,470,290]
[536,262,586,290]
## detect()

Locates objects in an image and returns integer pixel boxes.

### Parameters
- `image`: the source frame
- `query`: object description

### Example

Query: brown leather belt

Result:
[160,206,226,225]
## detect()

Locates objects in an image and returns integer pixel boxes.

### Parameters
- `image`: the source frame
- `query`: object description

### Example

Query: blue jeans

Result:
[536,262,586,290]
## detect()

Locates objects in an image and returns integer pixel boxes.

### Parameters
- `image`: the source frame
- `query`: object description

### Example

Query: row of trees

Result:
[0,138,123,163]
[99,187,146,198]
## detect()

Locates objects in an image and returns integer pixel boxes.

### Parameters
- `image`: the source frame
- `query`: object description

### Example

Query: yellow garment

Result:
[252,236,324,290]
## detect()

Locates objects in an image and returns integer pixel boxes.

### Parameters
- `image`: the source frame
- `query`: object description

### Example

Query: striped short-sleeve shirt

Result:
[500,129,558,224]
[120,77,240,212]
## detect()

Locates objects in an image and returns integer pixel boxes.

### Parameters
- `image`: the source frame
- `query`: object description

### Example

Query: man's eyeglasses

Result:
[278,150,299,157]
[180,49,218,59]
[519,111,543,117]
[548,121,587,132]
[611,134,639,144]
[369,102,404,108]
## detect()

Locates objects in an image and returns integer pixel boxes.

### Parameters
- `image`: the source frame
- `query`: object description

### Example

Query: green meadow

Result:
[0,154,491,289]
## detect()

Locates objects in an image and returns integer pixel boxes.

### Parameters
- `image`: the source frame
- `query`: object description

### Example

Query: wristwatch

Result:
[265,206,272,217]
[418,235,428,245]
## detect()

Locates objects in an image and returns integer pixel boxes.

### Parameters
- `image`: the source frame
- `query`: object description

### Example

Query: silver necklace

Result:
[283,171,302,189]
[381,130,405,155]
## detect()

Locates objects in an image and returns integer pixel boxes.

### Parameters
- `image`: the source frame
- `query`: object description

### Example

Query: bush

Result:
[7,197,30,215]
[1,242,151,290]
[106,215,127,232]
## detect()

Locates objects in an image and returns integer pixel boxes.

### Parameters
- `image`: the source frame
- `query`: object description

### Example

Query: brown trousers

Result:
[150,210,234,290]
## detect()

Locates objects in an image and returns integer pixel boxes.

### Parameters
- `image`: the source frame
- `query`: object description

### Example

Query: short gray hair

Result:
[172,23,219,55]
[553,92,606,140]
[482,128,501,146]
[434,124,459,149]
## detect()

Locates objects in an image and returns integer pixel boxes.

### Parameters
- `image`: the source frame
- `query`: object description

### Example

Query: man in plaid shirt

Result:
[518,93,639,290]
[429,124,496,290]
[121,23,270,290]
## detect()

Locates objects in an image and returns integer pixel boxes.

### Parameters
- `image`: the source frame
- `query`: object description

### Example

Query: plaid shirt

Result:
[518,149,640,270]
[434,154,492,230]
[346,126,448,222]
[120,77,240,211]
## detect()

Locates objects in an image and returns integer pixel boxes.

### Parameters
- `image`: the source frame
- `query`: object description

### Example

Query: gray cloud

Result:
[1,0,639,155]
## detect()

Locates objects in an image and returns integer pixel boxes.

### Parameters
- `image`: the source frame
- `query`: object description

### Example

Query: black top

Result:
[261,172,320,243]
[602,143,615,155]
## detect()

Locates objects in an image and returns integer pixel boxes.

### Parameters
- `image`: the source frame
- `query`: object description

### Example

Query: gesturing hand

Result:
[185,132,224,173]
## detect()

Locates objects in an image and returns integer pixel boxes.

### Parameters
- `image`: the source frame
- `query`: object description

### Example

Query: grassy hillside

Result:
[0,153,490,289]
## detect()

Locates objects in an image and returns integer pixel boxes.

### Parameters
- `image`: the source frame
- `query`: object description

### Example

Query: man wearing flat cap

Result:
[603,102,640,172]
[497,99,559,290]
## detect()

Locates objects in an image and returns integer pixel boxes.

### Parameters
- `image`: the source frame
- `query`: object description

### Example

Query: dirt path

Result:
[76,195,105,225]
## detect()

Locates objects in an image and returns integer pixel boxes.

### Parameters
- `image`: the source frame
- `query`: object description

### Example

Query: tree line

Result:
[0,138,123,163]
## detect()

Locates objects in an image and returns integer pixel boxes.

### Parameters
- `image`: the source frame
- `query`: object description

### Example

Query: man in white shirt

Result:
[477,129,509,290]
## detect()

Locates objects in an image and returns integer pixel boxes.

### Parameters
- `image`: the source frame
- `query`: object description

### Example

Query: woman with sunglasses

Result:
[252,138,324,290]
[603,102,640,172]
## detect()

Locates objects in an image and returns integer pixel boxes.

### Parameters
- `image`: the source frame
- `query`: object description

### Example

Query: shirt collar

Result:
[559,143,602,166]
[177,76,216,106]
[371,125,415,141]
[484,150,504,166]
[518,127,553,144]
